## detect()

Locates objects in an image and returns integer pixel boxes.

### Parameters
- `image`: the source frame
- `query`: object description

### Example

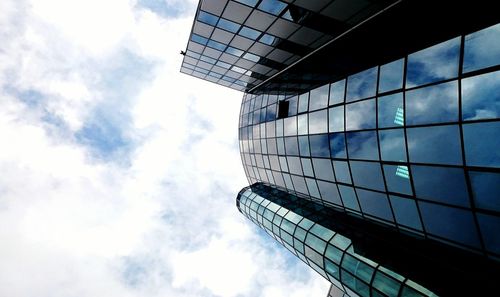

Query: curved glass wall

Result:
[237,183,438,297]
[238,23,500,259]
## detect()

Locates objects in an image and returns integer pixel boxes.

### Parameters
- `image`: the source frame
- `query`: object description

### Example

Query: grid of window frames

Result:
[237,184,438,297]
[238,23,500,260]
[180,0,397,91]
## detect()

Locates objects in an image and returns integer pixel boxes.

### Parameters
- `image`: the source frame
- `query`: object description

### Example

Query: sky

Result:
[0,0,329,296]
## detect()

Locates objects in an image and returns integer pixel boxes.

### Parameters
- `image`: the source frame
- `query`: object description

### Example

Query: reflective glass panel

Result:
[350,161,385,191]
[383,165,412,195]
[346,67,378,102]
[287,156,302,175]
[310,84,330,111]
[378,93,404,128]
[406,81,458,125]
[346,99,376,131]
[312,158,335,181]
[217,18,240,33]
[406,37,460,87]
[309,110,328,134]
[373,271,401,297]
[346,131,379,160]
[198,11,219,26]
[463,121,500,168]
[333,160,352,184]
[329,133,347,159]
[379,129,407,162]
[317,180,342,206]
[287,96,298,116]
[301,158,314,177]
[258,0,287,15]
[298,92,309,113]
[477,213,500,255]
[379,58,404,93]
[469,171,500,212]
[297,114,308,135]
[412,165,469,207]
[309,134,330,157]
[407,125,462,165]
[419,202,481,248]
[283,116,297,136]
[330,79,345,105]
[338,185,359,211]
[298,136,310,156]
[239,26,261,40]
[284,136,299,156]
[357,189,393,222]
[329,106,344,132]
[463,23,500,73]
[389,195,423,230]
[462,70,500,121]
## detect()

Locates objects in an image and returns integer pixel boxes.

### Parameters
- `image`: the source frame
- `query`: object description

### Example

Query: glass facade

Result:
[237,183,438,297]
[239,23,500,260]
[180,0,398,91]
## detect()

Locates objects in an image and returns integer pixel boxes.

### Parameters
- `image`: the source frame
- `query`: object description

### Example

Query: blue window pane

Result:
[191,33,208,45]
[346,131,379,160]
[301,158,314,177]
[463,23,500,73]
[338,185,359,211]
[200,55,217,64]
[258,0,287,15]
[259,33,276,45]
[357,189,393,222]
[346,67,377,102]
[333,160,352,184]
[406,81,458,125]
[469,171,500,212]
[389,195,423,230]
[217,18,240,33]
[287,96,298,117]
[378,93,404,128]
[239,26,261,40]
[312,158,335,181]
[412,165,469,207]
[350,161,385,191]
[406,37,460,87]
[216,60,231,69]
[310,84,329,111]
[462,70,500,121]
[298,136,310,156]
[243,52,260,62]
[198,11,218,26]
[235,0,259,7]
[346,99,377,131]
[419,202,481,248]
[383,165,412,195]
[379,129,407,162]
[463,121,500,168]
[226,46,244,57]
[309,134,330,157]
[379,58,404,93]
[330,79,345,105]
[207,40,227,51]
[477,213,500,255]
[329,106,344,132]
[407,125,462,165]
[318,180,342,206]
[309,110,328,134]
[329,133,347,159]
[285,136,299,155]
[266,104,276,121]
[298,92,309,113]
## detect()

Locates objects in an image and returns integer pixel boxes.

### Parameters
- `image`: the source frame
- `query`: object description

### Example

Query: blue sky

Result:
[0,0,329,296]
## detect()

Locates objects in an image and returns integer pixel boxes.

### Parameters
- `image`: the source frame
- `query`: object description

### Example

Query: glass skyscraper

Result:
[181,0,500,296]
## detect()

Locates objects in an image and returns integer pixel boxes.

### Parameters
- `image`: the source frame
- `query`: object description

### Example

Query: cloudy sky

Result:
[0,0,329,296]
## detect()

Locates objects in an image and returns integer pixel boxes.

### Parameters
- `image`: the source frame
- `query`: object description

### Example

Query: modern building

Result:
[181,0,500,296]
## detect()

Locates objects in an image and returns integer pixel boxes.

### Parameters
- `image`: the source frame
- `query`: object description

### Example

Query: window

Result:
[309,110,328,134]
[389,195,423,230]
[383,165,412,195]
[379,58,404,93]
[346,99,376,130]
[298,136,310,156]
[329,106,344,132]
[462,70,500,121]
[469,171,500,212]
[350,161,385,191]
[310,84,330,111]
[412,165,469,207]
[298,92,309,113]
[297,114,308,135]
[239,26,261,40]
[463,23,500,73]
[333,161,352,184]
[463,121,500,168]
[372,271,401,297]
[419,202,481,248]
[258,0,287,15]
[287,156,302,175]
[379,129,407,162]
[312,158,335,181]
[338,185,359,211]
[317,181,342,206]
[309,134,330,157]
[330,79,345,105]
[301,158,314,177]
[406,37,460,87]
[406,81,458,125]
[407,125,462,165]
[346,67,377,102]
[283,116,297,136]
[284,136,299,156]
[346,131,379,160]
[198,11,219,26]
[329,133,347,158]
[477,214,500,255]
[378,93,404,128]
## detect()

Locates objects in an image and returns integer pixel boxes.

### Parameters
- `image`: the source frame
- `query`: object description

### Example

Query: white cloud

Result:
[0,1,330,297]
